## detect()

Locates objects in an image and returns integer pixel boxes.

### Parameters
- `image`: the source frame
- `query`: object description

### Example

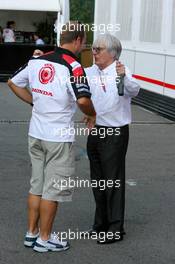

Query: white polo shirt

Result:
[85,62,140,127]
[3,28,15,42]
[11,47,91,142]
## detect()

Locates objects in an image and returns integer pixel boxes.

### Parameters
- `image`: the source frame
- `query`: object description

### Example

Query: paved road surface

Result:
[0,82,175,264]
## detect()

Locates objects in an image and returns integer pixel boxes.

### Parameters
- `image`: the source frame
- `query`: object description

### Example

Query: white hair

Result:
[93,34,122,60]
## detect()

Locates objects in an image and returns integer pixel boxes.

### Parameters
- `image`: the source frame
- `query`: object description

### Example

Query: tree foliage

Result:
[70,0,95,44]
[70,0,95,23]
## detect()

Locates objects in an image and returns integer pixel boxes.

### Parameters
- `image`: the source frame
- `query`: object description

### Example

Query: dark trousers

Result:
[87,125,129,233]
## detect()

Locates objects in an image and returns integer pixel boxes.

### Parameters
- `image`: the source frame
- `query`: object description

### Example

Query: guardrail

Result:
[132,89,175,121]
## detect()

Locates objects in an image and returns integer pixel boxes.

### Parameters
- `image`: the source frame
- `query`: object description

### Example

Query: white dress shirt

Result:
[85,61,140,127]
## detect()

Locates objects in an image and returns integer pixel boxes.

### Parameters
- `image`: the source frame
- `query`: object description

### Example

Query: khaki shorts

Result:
[28,136,75,202]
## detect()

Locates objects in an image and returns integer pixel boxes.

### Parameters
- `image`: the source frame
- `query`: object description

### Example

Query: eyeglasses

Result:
[92,47,106,54]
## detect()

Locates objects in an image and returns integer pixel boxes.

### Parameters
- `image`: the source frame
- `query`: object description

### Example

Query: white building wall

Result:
[94,0,175,98]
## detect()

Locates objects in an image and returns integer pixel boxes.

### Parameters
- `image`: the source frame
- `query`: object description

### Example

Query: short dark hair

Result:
[34,32,42,38]
[60,21,85,45]
[7,21,15,28]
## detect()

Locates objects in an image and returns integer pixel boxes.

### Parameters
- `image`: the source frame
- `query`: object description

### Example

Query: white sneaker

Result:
[24,231,39,247]
[33,234,70,253]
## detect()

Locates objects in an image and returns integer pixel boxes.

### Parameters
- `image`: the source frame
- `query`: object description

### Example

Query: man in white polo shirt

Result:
[84,34,140,244]
[8,21,96,253]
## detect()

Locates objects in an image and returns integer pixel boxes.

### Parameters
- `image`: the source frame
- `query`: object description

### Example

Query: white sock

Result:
[37,237,49,244]
[27,231,39,237]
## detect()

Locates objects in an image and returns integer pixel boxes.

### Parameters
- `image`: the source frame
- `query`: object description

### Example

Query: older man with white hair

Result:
[85,33,140,244]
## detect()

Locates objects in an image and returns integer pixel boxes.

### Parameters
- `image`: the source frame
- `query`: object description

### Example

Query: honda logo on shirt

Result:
[39,64,55,84]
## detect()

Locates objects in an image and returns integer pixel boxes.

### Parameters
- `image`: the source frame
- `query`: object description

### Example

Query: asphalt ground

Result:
[0,82,175,264]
